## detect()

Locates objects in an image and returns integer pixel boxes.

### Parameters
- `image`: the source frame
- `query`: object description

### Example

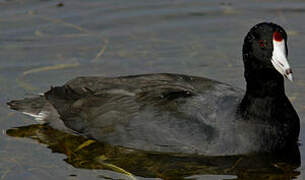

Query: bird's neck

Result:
[238,62,287,120]
[245,70,285,97]
[243,58,285,97]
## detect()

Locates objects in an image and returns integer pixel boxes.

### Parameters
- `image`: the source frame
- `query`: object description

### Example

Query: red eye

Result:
[259,40,265,47]
[273,31,283,42]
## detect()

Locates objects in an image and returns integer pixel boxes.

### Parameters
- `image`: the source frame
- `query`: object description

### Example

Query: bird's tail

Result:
[7,96,48,121]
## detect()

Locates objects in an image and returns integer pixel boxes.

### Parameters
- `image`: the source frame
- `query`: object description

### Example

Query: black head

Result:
[242,22,292,83]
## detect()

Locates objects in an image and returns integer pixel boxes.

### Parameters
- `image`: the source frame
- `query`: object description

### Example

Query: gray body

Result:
[9,73,285,155]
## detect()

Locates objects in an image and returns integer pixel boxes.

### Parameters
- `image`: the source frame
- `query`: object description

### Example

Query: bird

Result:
[7,22,300,156]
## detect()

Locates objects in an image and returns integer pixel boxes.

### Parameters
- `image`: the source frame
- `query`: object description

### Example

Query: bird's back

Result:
[42,73,243,154]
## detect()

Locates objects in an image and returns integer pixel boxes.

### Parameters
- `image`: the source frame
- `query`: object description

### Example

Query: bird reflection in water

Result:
[6,124,300,180]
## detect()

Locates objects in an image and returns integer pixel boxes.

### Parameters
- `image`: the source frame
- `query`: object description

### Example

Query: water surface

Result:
[1,0,305,179]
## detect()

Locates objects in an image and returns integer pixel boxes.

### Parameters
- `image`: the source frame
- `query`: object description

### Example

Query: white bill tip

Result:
[271,34,293,82]
[286,73,293,81]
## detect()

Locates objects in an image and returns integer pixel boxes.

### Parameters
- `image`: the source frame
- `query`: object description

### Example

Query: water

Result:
[1,0,305,179]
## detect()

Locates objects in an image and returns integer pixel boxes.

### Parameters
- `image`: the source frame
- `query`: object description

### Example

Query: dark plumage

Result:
[7,22,299,155]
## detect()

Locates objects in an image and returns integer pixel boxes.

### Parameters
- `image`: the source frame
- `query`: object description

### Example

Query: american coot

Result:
[7,22,300,155]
